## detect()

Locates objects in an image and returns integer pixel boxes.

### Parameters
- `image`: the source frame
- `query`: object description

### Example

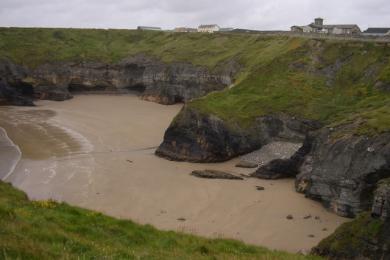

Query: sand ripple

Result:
[0,108,93,160]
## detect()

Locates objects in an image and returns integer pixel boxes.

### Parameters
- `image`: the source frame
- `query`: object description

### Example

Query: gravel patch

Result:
[239,141,302,166]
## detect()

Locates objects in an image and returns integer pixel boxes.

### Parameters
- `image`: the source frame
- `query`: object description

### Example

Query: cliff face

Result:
[0,55,238,105]
[156,106,320,162]
[155,38,390,218]
[296,129,390,217]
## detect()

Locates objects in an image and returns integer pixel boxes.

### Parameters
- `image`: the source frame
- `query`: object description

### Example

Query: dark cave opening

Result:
[361,168,390,212]
[173,95,184,103]
[68,83,108,93]
[19,83,35,97]
[125,83,146,93]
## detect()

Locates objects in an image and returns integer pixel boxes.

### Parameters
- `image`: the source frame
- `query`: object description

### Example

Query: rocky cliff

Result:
[155,38,390,219]
[248,125,390,218]
[156,106,320,162]
[0,55,238,105]
[296,128,390,217]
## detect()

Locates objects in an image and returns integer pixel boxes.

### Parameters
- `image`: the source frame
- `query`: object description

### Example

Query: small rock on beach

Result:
[191,170,244,180]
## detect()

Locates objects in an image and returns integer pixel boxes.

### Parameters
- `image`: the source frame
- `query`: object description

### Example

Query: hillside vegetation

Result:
[0,27,295,73]
[190,40,390,136]
[0,28,389,134]
[0,181,319,259]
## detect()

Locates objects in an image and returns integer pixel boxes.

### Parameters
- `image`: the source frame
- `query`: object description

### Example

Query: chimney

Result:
[314,18,324,26]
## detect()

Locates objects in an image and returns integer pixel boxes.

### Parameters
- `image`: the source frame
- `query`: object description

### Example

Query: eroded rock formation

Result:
[156,106,320,162]
[0,55,239,105]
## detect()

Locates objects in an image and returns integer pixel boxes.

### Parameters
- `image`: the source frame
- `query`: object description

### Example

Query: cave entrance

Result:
[8,81,35,98]
[20,83,34,97]
[68,83,108,93]
[125,84,146,94]
[174,95,184,103]
[360,168,390,213]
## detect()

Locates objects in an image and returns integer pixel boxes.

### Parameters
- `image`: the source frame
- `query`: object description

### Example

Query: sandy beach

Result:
[0,95,348,253]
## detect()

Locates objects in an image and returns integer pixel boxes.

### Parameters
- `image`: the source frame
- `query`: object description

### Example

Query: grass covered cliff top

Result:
[0,27,295,72]
[0,181,319,259]
[190,38,390,135]
[0,27,389,135]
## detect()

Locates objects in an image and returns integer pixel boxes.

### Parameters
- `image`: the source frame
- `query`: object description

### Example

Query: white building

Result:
[198,24,220,33]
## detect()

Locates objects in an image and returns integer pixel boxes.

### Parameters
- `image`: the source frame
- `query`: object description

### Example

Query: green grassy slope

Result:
[313,213,388,259]
[0,27,299,73]
[190,40,390,135]
[0,27,389,134]
[0,181,319,259]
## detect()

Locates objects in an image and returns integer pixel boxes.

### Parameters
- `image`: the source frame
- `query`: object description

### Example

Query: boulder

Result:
[190,170,244,180]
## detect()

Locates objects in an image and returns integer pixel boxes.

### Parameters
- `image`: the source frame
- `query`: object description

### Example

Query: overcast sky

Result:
[0,0,389,30]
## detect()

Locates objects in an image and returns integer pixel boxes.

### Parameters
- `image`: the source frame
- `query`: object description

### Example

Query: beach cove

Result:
[0,95,348,253]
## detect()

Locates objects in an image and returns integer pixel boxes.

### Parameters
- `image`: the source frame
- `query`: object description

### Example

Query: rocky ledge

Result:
[0,55,239,105]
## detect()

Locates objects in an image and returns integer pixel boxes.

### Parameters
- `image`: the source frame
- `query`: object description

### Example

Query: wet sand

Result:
[0,95,348,253]
[0,127,21,180]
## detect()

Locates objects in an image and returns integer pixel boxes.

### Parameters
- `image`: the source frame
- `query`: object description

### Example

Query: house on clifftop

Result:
[198,24,220,33]
[291,18,361,35]
[363,28,390,36]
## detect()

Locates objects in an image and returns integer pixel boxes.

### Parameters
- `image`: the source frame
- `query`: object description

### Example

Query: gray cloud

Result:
[0,0,389,30]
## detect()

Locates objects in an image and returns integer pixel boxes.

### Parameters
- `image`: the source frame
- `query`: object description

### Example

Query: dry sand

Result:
[0,95,348,253]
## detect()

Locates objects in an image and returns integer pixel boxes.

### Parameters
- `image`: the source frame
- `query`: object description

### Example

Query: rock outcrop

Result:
[372,178,390,221]
[296,128,390,217]
[0,80,34,106]
[156,106,320,162]
[0,60,34,106]
[0,55,238,105]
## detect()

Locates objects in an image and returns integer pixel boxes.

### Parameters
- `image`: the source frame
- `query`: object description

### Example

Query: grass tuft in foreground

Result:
[0,181,320,259]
